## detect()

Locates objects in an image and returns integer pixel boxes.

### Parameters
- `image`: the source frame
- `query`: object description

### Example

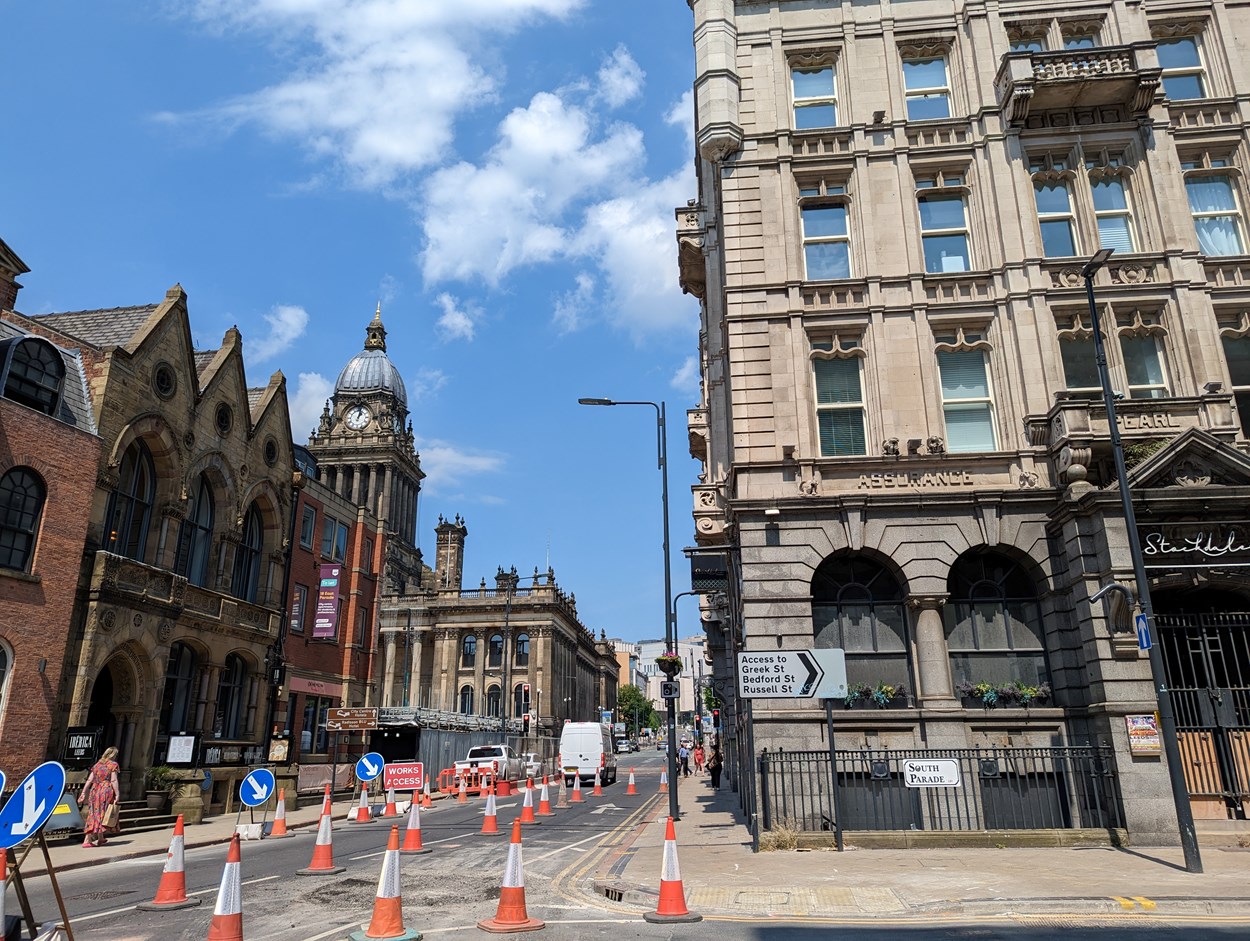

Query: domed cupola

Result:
[334,305,408,411]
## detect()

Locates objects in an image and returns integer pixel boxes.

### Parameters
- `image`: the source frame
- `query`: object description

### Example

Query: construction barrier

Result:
[348,826,422,941]
[137,815,202,911]
[477,820,544,933]
[642,817,702,924]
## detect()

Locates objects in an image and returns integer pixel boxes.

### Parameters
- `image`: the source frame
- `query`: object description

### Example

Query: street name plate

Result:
[737,649,847,699]
[326,707,379,731]
[902,759,961,788]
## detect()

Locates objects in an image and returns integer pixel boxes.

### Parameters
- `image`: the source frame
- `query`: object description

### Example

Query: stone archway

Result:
[86,646,149,797]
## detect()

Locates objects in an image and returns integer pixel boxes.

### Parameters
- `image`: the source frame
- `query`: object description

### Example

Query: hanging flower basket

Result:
[654,653,684,678]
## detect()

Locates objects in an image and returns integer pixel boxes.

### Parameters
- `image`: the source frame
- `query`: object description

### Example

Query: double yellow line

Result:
[548,792,663,913]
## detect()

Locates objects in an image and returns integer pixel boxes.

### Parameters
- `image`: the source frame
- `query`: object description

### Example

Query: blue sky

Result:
[7,1,703,643]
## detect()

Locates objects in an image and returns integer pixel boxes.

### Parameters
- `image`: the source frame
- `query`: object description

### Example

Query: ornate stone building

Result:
[5,284,294,812]
[682,0,1250,843]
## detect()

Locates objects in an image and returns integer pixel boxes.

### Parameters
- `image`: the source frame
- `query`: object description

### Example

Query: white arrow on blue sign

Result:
[356,752,384,782]
[0,762,64,849]
[239,768,276,808]
[1136,613,1152,651]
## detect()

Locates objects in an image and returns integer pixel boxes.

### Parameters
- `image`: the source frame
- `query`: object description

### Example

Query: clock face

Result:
[345,405,371,430]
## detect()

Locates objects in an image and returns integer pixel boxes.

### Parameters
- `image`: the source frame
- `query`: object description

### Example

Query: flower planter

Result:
[145,790,169,812]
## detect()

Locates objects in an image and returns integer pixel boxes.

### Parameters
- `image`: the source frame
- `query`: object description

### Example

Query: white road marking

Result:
[528,830,606,862]
[72,875,280,922]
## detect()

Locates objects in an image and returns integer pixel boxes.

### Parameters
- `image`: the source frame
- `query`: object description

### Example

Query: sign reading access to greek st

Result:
[736,649,847,699]
[383,762,424,791]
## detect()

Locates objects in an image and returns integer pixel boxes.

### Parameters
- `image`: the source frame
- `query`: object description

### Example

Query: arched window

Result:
[486,685,502,718]
[515,633,530,667]
[459,685,475,715]
[176,474,215,587]
[488,633,503,668]
[158,642,198,736]
[231,504,263,603]
[513,683,526,719]
[811,555,911,694]
[461,634,477,668]
[0,467,46,572]
[105,441,155,560]
[945,550,1049,690]
[215,654,247,739]
[2,338,64,416]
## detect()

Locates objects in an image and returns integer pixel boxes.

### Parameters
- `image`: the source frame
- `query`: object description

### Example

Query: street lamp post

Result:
[579,397,680,821]
[1082,248,1202,873]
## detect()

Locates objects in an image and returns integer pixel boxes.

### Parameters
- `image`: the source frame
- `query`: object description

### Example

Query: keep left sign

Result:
[382,762,424,791]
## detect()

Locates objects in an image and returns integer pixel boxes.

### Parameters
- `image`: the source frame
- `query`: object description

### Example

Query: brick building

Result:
[0,241,101,778]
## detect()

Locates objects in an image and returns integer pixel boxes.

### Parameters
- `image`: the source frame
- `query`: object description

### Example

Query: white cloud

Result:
[552,273,595,334]
[249,303,309,362]
[434,293,478,341]
[666,89,695,155]
[595,45,645,108]
[410,368,449,401]
[289,371,333,442]
[415,437,505,494]
[671,355,699,393]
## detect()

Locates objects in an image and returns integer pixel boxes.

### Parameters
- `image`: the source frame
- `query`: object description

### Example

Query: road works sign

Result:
[383,762,424,791]
[326,708,379,731]
[239,768,275,807]
[736,649,847,699]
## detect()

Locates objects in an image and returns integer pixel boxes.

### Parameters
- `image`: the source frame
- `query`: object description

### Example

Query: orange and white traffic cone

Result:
[137,815,203,911]
[570,775,584,803]
[351,783,372,823]
[381,787,398,818]
[477,819,544,933]
[592,770,603,797]
[321,783,333,816]
[556,776,569,809]
[400,800,430,855]
[421,781,433,809]
[658,770,668,794]
[479,787,500,835]
[642,817,702,924]
[457,776,468,804]
[206,834,244,940]
[626,769,638,796]
[536,777,554,817]
[348,825,422,941]
[268,788,292,838]
[518,778,540,825]
[296,810,346,875]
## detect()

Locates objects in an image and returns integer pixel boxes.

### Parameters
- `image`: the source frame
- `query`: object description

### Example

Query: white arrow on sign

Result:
[248,778,271,803]
[588,803,621,815]
[11,778,46,837]
[360,756,378,777]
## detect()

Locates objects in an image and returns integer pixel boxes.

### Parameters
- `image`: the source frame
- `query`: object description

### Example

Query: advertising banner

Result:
[313,564,342,639]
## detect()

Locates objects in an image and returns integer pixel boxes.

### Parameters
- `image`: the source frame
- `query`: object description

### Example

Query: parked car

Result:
[454,744,523,785]
[521,752,542,778]
[558,722,617,786]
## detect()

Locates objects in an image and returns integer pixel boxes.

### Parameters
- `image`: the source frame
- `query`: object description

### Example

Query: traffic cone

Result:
[518,779,540,825]
[351,784,372,823]
[268,788,292,838]
[658,770,668,794]
[592,770,603,797]
[555,776,569,809]
[321,783,333,817]
[479,787,500,835]
[570,775,584,803]
[137,815,203,911]
[476,819,544,933]
[381,788,398,818]
[206,834,244,940]
[400,801,430,855]
[626,769,638,796]
[348,826,421,941]
[642,817,702,924]
[457,776,468,804]
[421,781,433,809]
[296,810,346,875]
[536,777,554,817]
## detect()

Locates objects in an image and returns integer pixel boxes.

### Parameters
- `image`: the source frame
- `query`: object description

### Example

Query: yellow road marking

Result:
[1112,896,1136,911]
[1132,896,1158,911]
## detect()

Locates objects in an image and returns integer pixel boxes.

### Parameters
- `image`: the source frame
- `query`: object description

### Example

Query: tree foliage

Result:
[616,684,656,736]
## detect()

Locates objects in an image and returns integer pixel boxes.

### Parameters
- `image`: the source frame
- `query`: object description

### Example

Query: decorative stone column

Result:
[382,634,397,706]
[908,595,960,710]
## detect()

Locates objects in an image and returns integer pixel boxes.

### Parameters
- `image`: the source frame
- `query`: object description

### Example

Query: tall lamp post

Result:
[578,397,680,821]
[1082,248,1202,873]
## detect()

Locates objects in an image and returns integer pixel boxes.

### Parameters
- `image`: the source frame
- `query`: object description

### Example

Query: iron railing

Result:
[760,745,1123,832]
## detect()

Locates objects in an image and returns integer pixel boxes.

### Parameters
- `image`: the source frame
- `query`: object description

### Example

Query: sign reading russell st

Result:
[736,649,847,699]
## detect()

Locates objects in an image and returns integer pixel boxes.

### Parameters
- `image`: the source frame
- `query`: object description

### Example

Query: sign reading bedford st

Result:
[736,649,847,699]
[902,759,961,788]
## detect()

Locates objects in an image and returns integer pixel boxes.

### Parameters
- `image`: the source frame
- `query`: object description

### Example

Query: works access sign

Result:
[383,762,424,791]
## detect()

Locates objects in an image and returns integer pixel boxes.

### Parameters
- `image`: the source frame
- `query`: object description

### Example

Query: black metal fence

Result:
[760,746,1123,832]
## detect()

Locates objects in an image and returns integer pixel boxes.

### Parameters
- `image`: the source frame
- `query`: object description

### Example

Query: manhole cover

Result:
[735,890,791,906]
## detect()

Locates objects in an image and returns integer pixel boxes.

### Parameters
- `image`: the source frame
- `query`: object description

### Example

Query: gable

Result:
[1124,427,1250,490]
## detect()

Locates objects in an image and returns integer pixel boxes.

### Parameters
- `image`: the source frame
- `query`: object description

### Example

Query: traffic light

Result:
[522,682,531,709]
[694,713,702,731]
[712,708,720,727]
[522,712,531,733]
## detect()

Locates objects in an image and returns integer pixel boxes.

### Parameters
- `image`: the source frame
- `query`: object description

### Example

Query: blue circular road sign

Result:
[355,752,384,782]
[239,768,276,808]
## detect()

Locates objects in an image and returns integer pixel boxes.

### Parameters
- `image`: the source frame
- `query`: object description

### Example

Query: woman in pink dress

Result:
[79,746,120,847]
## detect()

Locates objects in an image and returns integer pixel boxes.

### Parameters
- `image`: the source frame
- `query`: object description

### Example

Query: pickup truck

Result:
[454,744,524,784]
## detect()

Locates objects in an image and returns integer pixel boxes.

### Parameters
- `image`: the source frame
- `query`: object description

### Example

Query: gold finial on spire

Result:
[364,304,387,351]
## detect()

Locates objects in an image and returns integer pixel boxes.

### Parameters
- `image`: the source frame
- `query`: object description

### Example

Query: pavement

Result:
[19,775,1250,924]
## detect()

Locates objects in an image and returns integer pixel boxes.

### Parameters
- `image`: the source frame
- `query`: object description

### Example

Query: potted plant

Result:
[957,680,1051,709]
[654,652,684,678]
[843,681,908,709]
[145,765,177,811]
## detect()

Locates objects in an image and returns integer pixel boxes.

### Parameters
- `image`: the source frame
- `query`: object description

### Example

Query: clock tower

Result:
[308,305,425,592]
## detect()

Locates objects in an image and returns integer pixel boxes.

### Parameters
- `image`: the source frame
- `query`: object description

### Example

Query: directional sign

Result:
[0,762,64,849]
[1135,613,1152,651]
[356,752,384,782]
[737,649,847,700]
[326,707,379,732]
[239,768,275,807]
[383,762,424,791]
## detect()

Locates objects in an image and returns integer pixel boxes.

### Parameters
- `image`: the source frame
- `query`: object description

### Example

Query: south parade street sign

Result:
[737,649,847,699]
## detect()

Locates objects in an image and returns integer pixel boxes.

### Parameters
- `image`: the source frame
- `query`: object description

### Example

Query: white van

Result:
[558,722,617,787]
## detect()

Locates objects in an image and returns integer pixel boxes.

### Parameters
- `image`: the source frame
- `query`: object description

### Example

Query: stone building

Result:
[5,284,294,813]
[0,242,102,778]
[681,0,1250,843]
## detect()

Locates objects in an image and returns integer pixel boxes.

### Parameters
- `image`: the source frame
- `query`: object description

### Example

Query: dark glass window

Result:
[461,634,477,668]
[3,338,64,416]
[515,633,530,667]
[811,555,911,694]
[231,504,263,603]
[175,474,215,587]
[0,468,45,572]
[488,633,503,668]
[486,685,502,718]
[105,441,155,560]
[158,642,198,736]
[459,685,475,715]
[513,683,526,719]
[215,653,247,739]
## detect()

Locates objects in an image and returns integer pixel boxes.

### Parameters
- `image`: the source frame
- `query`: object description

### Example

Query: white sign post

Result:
[736,649,847,699]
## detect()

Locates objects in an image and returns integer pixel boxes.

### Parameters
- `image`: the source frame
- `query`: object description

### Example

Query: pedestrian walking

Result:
[678,742,691,777]
[693,743,705,775]
[79,746,120,847]
[708,747,722,790]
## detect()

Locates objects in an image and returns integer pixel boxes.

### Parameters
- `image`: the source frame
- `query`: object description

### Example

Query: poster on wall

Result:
[314,564,342,639]
[1126,714,1162,756]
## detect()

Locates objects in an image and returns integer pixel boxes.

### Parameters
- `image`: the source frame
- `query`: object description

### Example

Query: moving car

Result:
[558,722,617,787]
[614,738,632,754]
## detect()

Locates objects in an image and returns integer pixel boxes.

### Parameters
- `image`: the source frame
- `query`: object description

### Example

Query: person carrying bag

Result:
[79,746,121,847]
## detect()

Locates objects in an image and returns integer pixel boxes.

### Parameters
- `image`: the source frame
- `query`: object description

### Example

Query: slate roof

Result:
[193,349,217,380]
[0,320,98,434]
[247,387,265,412]
[31,305,158,349]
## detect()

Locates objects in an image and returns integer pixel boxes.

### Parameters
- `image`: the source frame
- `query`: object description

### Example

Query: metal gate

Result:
[1156,612,1250,820]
